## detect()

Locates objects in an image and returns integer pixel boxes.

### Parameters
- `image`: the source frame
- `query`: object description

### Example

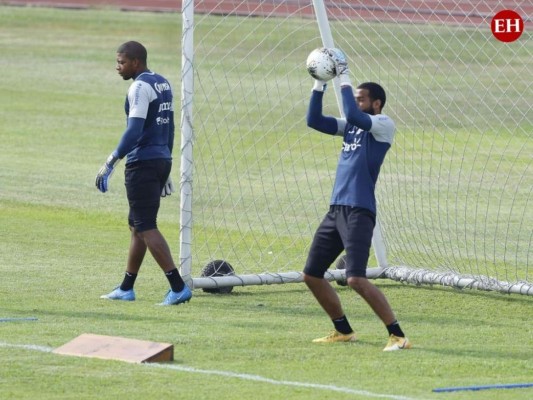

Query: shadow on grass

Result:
[375,280,533,304]
[402,342,532,361]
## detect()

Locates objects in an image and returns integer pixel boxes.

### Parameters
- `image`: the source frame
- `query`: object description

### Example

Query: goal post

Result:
[179,0,532,295]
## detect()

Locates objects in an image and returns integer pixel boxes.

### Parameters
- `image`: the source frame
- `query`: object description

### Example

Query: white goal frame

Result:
[178,0,532,296]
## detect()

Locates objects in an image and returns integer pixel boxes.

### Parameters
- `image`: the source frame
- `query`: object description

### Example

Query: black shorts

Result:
[124,159,172,232]
[303,205,376,278]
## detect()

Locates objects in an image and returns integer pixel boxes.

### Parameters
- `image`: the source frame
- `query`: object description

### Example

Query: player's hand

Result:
[312,79,327,92]
[95,153,119,193]
[327,48,349,76]
[161,176,175,197]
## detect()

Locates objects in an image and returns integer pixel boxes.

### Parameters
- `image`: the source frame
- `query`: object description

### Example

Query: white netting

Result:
[180,0,532,294]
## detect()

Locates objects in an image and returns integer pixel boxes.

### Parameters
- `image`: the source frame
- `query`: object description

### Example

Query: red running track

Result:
[2,0,531,27]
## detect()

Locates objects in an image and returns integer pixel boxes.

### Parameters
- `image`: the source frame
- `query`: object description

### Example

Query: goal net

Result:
[179,0,532,295]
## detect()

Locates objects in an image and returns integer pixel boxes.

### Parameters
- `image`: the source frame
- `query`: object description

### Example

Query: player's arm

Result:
[306,81,341,135]
[341,86,372,132]
[168,109,175,154]
[95,81,151,193]
[115,117,146,158]
[327,48,372,132]
[161,105,176,198]
[116,80,152,157]
[95,117,145,193]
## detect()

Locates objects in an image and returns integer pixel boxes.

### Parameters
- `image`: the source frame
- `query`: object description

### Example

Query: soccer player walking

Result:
[95,41,191,306]
[303,48,410,351]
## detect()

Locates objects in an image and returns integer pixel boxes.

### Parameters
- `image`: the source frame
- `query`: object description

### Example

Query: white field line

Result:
[0,341,420,400]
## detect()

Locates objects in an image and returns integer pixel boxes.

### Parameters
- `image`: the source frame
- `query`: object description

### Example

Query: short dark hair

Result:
[357,82,386,110]
[117,41,147,64]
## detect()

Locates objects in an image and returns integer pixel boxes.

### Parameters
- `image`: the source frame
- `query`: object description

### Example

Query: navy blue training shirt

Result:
[307,86,395,215]
[115,71,175,164]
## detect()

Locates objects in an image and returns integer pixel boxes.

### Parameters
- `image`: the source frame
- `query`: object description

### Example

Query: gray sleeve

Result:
[369,114,395,144]
[334,118,346,136]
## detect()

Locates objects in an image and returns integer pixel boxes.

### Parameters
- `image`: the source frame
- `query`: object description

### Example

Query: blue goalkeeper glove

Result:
[161,176,175,197]
[327,48,352,86]
[95,152,120,193]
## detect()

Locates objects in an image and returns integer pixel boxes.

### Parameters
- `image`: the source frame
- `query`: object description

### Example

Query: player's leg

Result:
[100,229,140,300]
[114,225,146,293]
[342,209,395,322]
[128,160,191,305]
[304,274,344,320]
[126,225,147,274]
[100,166,145,301]
[303,207,355,342]
[125,159,172,272]
[100,227,143,300]
[347,276,395,324]
[110,201,150,296]
[346,277,410,350]
[343,208,411,350]
[139,228,175,274]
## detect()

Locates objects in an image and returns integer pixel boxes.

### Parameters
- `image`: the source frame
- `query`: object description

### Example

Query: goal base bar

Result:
[191,267,384,289]
[384,266,533,296]
[191,266,533,296]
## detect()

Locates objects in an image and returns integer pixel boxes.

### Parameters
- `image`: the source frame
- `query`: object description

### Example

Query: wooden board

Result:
[53,333,173,363]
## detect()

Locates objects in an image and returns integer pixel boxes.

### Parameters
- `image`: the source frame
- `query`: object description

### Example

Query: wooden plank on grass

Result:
[53,333,173,363]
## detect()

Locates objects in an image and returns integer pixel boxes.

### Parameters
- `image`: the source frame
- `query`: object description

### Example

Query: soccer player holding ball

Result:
[303,48,411,351]
[95,41,191,306]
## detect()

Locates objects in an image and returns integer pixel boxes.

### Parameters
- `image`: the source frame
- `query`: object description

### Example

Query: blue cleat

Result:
[100,286,135,301]
[159,285,192,306]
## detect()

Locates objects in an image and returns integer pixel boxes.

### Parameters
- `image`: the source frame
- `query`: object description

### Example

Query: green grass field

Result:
[1,5,532,400]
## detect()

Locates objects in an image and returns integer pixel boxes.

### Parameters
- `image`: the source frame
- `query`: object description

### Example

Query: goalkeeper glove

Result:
[327,48,352,87]
[95,152,120,193]
[161,176,175,197]
[312,79,327,92]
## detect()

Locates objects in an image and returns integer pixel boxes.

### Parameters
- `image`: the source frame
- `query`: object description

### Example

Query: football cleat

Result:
[100,286,135,301]
[312,330,357,343]
[158,285,192,306]
[383,334,412,351]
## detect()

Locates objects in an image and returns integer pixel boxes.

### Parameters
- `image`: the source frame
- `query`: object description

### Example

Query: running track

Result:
[2,0,532,27]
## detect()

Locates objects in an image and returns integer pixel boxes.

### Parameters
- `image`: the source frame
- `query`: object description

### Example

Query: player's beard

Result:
[361,106,375,115]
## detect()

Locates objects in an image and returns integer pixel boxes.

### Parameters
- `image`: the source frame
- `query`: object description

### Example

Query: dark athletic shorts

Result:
[124,159,172,232]
[303,205,376,278]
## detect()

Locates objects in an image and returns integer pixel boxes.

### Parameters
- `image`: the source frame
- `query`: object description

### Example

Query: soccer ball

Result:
[306,48,336,81]
[200,259,235,294]
[335,254,347,286]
